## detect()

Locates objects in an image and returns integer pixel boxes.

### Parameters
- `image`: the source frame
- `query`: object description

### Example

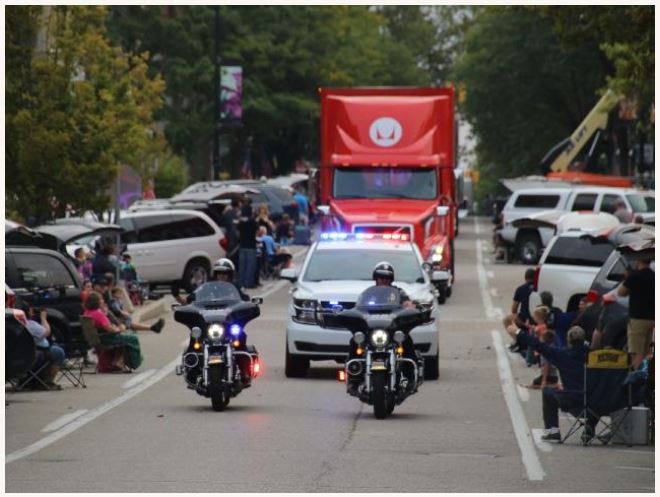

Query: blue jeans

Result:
[239,248,257,288]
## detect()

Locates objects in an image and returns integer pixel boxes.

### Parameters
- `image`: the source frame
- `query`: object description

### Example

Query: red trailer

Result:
[318,87,457,302]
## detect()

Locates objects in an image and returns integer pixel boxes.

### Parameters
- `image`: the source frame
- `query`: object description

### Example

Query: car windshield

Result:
[193,282,241,303]
[626,193,654,213]
[333,168,437,200]
[303,249,424,283]
[355,285,402,310]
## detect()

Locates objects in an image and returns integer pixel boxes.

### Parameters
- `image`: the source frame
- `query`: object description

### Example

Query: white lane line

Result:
[531,428,553,453]
[475,240,503,320]
[41,410,88,433]
[474,218,482,235]
[516,384,530,402]
[615,466,654,472]
[255,280,288,300]
[491,330,545,481]
[122,369,156,389]
[6,356,180,465]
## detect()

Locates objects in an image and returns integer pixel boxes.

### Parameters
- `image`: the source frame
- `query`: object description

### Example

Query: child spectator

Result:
[109,287,164,334]
[73,247,93,282]
[120,253,138,283]
[275,213,294,246]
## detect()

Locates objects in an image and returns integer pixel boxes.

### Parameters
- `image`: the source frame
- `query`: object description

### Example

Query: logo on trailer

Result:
[369,117,402,147]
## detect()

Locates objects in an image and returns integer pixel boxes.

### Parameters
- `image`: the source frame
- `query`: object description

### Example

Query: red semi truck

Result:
[317,87,458,302]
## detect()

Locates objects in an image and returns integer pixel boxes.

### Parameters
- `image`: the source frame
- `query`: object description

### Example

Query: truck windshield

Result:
[333,168,437,200]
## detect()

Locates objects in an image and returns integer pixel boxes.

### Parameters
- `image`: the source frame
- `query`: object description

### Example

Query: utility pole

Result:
[212,5,221,180]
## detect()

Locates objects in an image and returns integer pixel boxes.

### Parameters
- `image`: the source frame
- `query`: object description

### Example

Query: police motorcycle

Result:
[173,281,263,411]
[335,286,430,419]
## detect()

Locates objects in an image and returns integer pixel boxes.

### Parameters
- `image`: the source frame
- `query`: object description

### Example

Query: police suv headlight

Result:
[293,299,318,324]
[208,324,224,339]
[370,330,389,347]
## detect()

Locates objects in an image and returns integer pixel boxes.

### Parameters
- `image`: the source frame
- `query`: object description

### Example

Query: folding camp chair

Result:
[8,349,54,392]
[55,344,87,388]
[561,348,631,446]
[80,316,126,373]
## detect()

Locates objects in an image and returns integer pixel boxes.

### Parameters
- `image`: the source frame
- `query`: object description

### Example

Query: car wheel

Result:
[516,233,542,265]
[182,258,210,293]
[285,343,309,378]
[424,348,439,380]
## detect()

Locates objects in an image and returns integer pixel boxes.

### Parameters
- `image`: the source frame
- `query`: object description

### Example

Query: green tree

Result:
[538,6,654,117]
[452,7,609,195]
[6,6,165,223]
[107,6,435,182]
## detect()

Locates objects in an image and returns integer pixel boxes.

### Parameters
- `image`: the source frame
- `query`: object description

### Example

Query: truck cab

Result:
[317,88,457,302]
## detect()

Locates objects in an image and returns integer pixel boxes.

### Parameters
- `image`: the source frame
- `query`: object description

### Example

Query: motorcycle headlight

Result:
[207,324,224,339]
[370,329,389,347]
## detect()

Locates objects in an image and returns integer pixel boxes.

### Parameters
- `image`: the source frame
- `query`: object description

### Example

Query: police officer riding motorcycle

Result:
[174,258,263,411]
[339,262,429,419]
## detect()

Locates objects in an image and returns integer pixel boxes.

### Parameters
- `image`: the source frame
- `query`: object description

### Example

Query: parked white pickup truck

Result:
[497,186,654,264]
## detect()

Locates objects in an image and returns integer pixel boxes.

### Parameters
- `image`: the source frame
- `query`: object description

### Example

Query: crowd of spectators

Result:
[503,263,655,443]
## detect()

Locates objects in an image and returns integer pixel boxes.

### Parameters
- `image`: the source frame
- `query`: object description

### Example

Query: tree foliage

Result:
[538,6,654,116]
[6,6,166,223]
[106,6,436,181]
[452,7,610,195]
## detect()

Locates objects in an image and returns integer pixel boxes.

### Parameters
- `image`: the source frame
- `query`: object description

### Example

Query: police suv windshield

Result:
[333,168,437,200]
[303,249,424,283]
[193,281,241,303]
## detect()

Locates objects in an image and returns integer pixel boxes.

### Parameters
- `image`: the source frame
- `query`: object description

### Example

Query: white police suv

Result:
[280,232,445,380]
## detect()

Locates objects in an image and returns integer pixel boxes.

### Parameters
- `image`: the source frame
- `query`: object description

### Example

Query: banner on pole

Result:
[221,65,242,121]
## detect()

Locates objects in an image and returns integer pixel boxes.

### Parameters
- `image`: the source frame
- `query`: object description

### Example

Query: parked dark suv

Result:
[5,246,84,345]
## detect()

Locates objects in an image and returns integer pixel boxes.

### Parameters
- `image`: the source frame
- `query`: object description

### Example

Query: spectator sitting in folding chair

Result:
[511,325,593,442]
[257,226,292,278]
[21,302,66,390]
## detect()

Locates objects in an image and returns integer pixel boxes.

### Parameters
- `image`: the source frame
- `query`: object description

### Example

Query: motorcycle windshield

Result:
[355,286,402,312]
[192,282,242,304]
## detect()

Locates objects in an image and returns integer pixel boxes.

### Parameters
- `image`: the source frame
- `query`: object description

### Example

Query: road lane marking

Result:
[491,330,545,481]
[122,369,156,389]
[6,357,180,465]
[41,410,88,433]
[531,428,553,453]
[475,240,501,320]
[615,466,654,472]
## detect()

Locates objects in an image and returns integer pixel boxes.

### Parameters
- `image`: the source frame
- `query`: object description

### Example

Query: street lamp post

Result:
[212,5,221,181]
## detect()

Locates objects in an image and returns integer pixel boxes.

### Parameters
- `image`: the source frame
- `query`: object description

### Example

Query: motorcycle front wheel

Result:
[209,367,230,411]
[371,372,388,420]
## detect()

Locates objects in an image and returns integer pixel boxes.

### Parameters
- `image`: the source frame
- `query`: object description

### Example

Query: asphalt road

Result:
[5,218,654,492]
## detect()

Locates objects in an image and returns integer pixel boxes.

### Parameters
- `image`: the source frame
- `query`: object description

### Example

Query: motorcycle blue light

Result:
[230,324,242,336]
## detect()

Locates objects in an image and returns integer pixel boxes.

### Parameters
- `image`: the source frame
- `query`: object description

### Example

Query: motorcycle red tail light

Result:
[251,358,262,377]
